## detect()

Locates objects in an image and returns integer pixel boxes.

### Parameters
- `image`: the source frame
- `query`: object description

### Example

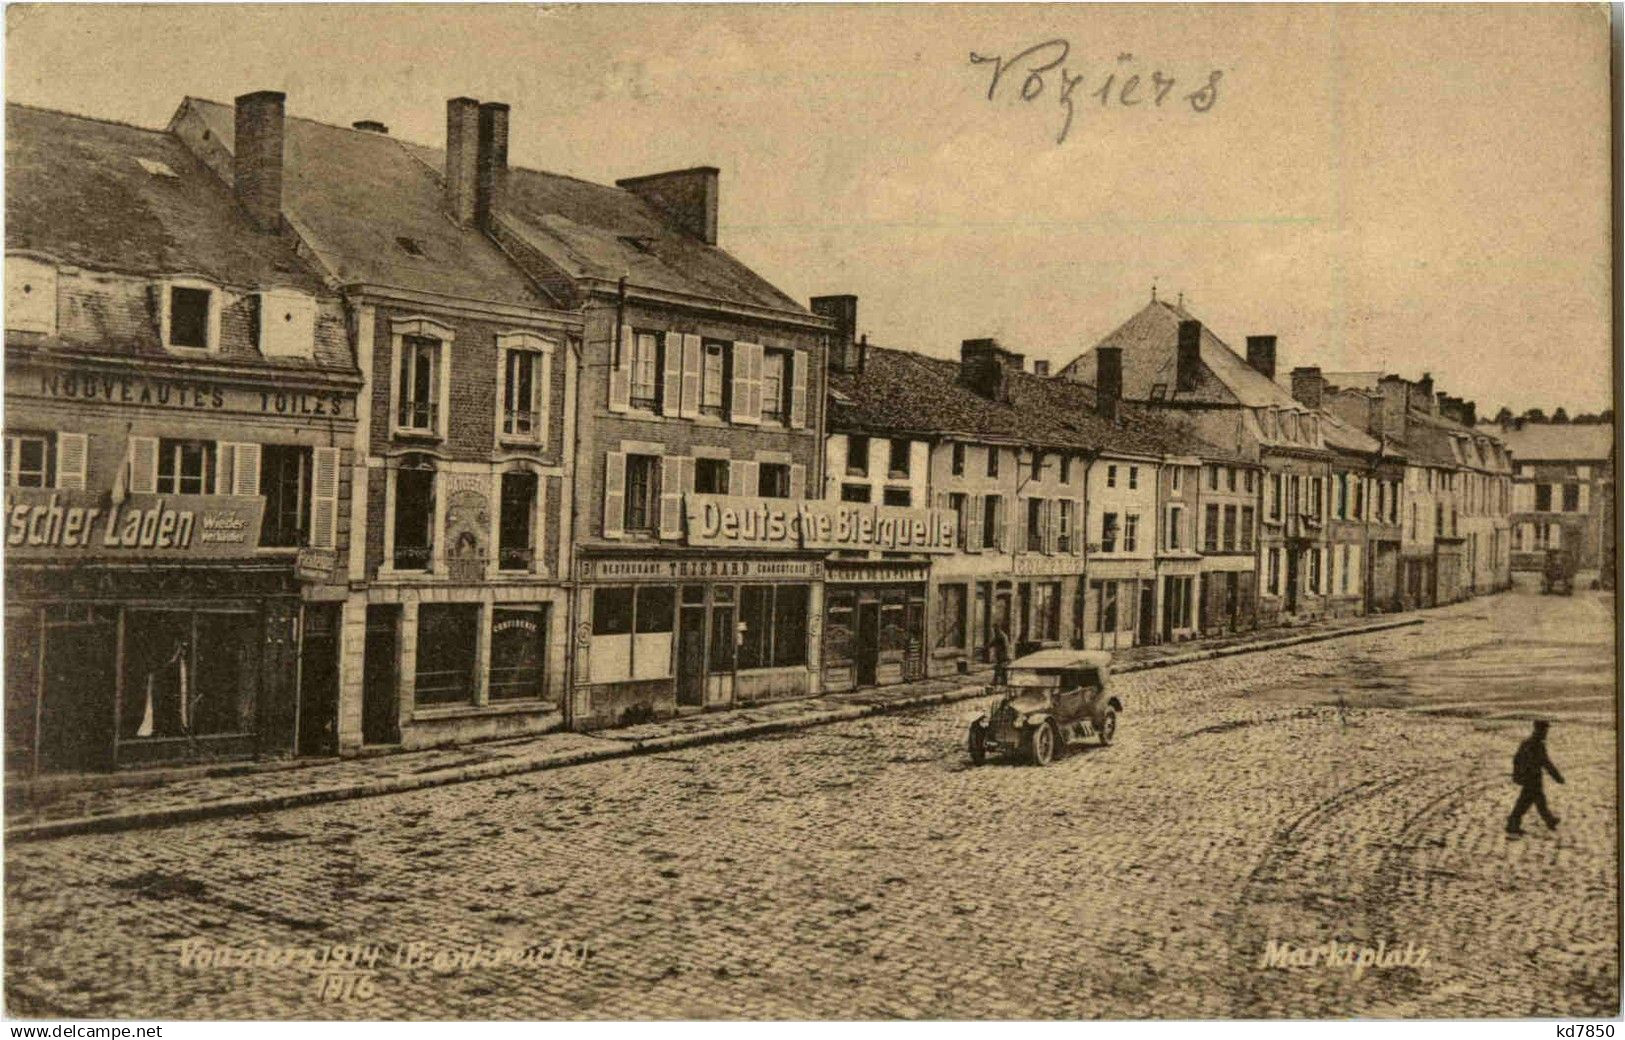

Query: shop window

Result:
[889,439,911,478]
[260,445,311,548]
[397,335,441,433]
[393,458,436,571]
[1101,512,1119,553]
[761,349,790,424]
[841,483,871,503]
[415,604,480,705]
[737,584,809,670]
[695,458,730,495]
[846,436,869,477]
[738,586,772,670]
[824,589,855,666]
[157,439,214,495]
[772,585,808,667]
[936,583,967,650]
[502,347,547,440]
[121,609,259,741]
[624,454,660,535]
[498,471,538,571]
[631,331,662,411]
[701,340,729,417]
[951,443,965,476]
[489,605,549,702]
[759,463,791,499]
[879,597,908,654]
[882,487,911,507]
[167,286,213,349]
[5,432,53,488]
[633,586,675,679]
[590,585,674,684]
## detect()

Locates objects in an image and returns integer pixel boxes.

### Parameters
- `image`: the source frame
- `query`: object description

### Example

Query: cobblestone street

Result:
[5,591,1616,1019]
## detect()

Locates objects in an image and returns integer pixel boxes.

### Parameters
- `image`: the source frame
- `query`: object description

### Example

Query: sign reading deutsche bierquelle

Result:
[4,488,266,558]
[685,494,957,553]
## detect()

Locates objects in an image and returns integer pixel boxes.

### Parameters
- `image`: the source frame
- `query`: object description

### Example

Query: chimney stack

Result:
[1463,401,1477,427]
[233,91,286,234]
[1176,319,1202,393]
[1379,375,1410,436]
[1411,372,1436,414]
[352,119,389,134]
[1290,366,1324,410]
[616,167,720,245]
[475,101,509,229]
[960,338,1024,403]
[1033,359,1051,378]
[1246,335,1278,381]
[811,295,859,374]
[445,97,481,226]
[1096,346,1123,421]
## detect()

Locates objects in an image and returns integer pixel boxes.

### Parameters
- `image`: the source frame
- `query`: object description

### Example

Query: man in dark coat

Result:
[1507,720,1564,837]
[989,624,1011,685]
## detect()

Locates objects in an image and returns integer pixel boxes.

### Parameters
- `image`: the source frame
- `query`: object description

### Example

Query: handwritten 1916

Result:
[969,39,1223,144]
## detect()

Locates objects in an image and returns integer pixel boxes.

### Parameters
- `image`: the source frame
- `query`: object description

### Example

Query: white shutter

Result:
[54,433,87,490]
[661,333,684,417]
[966,496,983,554]
[659,455,684,539]
[602,452,626,538]
[1013,498,1026,553]
[309,447,339,548]
[608,327,632,413]
[789,463,806,501]
[679,334,703,419]
[1074,499,1087,555]
[1000,496,1013,552]
[128,436,158,495]
[735,460,759,498]
[216,440,235,495]
[789,351,809,429]
[1578,484,1590,514]
[680,455,696,494]
[232,443,262,497]
[732,343,763,425]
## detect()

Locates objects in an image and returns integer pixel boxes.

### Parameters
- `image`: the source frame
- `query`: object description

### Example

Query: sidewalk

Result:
[3,611,1424,841]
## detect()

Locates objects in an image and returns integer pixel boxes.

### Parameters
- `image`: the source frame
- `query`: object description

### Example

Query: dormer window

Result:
[160,278,222,353]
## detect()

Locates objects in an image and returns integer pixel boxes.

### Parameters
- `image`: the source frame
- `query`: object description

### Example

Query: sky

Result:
[6,3,1615,413]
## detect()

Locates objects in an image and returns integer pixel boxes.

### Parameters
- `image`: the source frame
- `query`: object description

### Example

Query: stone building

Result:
[1498,419,1615,587]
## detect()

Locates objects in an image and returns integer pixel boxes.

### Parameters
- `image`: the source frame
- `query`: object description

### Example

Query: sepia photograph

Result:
[0,1,1618,1025]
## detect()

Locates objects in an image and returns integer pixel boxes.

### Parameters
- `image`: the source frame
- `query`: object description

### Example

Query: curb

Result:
[3,615,1424,843]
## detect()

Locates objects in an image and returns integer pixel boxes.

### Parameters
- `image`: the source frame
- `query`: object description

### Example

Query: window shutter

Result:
[789,463,806,501]
[216,440,235,495]
[789,351,809,428]
[1579,484,1590,514]
[677,334,703,419]
[1000,496,1013,552]
[232,443,262,497]
[730,343,755,423]
[735,460,759,498]
[661,333,684,417]
[602,451,626,538]
[1046,500,1060,555]
[128,436,158,494]
[967,498,983,554]
[659,455,684,539]
[680,455,696,494]
[55,432,87,490]
[1013,497,1026,553]
[1074,499,1087,555]
[310,447,339,548]
[608,327,632,413]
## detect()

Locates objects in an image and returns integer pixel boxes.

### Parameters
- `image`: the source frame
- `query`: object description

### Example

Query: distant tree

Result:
[1552,407,1571,423]
[1573,412,1599,424]
[1522,408,1547,423]
[1493,406,1515,425]
[1602,409,1615,424]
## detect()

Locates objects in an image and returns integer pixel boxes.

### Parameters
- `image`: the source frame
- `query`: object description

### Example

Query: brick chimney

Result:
[1379,375,1410,435]
[1176,319,1202,393]
[475,102,509,229]
[445,97,481,226]
[1246,335,1277,381]
[1033,359,1051,378]
[1096,346,1123,421]
[1463,400,1477,427]
[1409,372,1436,415]
[616,167,720,245]
[233,91,286,234]
[960,338,1024,403]
[811,295,859,374]
[1290,366,1323,410]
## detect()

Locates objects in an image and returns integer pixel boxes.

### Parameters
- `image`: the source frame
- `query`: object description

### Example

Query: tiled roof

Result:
[1497,421,1614,462]
[827,344,1243,461]
[1059,299,1307,410]
[1405,408,1509,470]
[6,103,324,293]
[1320,409,1384,457]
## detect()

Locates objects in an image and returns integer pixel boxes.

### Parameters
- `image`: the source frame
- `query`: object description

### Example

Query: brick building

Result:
[4,102,362,772]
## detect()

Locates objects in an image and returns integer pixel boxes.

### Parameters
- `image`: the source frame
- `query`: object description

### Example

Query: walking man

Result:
[1507,720,1564,837]
[989,623,1011,685]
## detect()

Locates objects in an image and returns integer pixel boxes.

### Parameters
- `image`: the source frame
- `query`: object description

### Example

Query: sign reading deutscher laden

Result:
[686,494,957,553]
[4,488,265,557]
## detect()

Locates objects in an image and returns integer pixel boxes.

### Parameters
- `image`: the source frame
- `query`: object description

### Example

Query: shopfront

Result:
[1078,560,1157,651]
[824,560,929,691]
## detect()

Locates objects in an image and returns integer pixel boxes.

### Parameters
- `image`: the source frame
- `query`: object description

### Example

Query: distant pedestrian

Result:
[1506,720,1564,837]
[989,624,1011,685]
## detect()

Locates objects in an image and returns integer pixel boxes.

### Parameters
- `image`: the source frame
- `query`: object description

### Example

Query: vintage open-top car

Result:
[968,650,1121,766]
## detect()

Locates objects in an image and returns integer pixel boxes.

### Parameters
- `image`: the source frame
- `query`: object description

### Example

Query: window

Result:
[1239,506,1255,552]
[1270,474,1283,519]
[738,584,809,669]
[1167,505,1183,550]
[498,471,538,571]
[1340,544,1352,594]
[393,458,435,570]
[502,348,546,439]
[846,435,870,477]
[167,286,212,349]
[1171,466,1182,492]
[1031,451,1045,480]
[1060,456,1072,483]
[761,349,790,424]
[1409,502,1418,540]
[624,454,660,534]
[1222,505,1237,551]
[489,605,550,703]
[952,443,966,476]
[889,439,911,478]
[1129,466,1139,490]
[1390,481,1401,524]
[1209,466,1220,491]
[1267,548,1281,595]
[1107,465,1118,488]
[1101,512,1119,553]
[987,448,1000,478]
[1244,470,1255,494]
[1204,504,1220,551]
[1027,498,1045,550]
[397,335,441,433]
[5,433,52,488]
[1353,477,1364,519]
[630,332,662,411]
[415,604,481,705]
[936,583,967,650]
[120,609,259,740]
[1226,467,1236,492]
[1058,499,1074,553]
[701,341,728,417]
[1562,484,1580,512]
[694,458,730,495]
[982,495,1001,549]
[1123,514,1138,552]
[590,585,674,683]
[260,445,311,548]
[950,492,969,546]
[1535,483,1552,511]
[882,486,911,507]
[157,439,213,495]
[1337,473,1349,518]
[1031,582,1061,642]
[1308,477,1323,518]
[841,483,871,503]
[759,463,791,499]
[1307,548,1321,592]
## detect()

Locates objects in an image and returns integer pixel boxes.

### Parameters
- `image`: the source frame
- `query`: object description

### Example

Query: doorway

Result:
[1137,579,1156,645]
[362,604,400,746]
[297,605,341,756]
[903,598,925,681]
[39,607,117,773]
[676,585,707,708]
[855,602,881,686]
[1285,547,1301,613]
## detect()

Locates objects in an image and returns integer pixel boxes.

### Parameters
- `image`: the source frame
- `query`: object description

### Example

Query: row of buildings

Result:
[4,92,1610,775]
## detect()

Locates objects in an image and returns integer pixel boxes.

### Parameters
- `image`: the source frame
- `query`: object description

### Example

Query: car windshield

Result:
[1006,670,1060,689]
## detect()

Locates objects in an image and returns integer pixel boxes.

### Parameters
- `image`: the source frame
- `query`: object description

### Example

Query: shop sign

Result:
[3,488,265,558]
[11,365,355,421]
[826,562,931,584]
[294,547,338,582]
[685,494,956,554]
[1013,554,1088,576]
[580,556,824,583]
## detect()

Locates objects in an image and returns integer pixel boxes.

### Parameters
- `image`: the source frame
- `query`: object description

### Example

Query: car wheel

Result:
[1098,707,1118,747]
[1027,721,1056,767]
[968,723,987,766]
